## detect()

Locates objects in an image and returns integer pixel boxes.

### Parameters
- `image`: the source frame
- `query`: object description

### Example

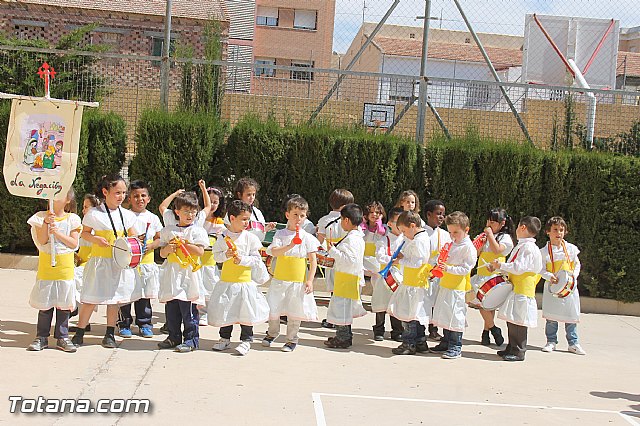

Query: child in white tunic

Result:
[117,180,163,338]
[229,177,276,242]
[209,200,270,356]
[316,189,354,328]
[430,212,477,360]
[372,207,405,342]
[324,204,367,349]
[490,216,543,362]
[539,217,585,355]
[71,175,140,349]
[387,211,434,355]
[157,192,208,353]
[262,196,319,352]
[159,179,212,228]
[27,189,81,353]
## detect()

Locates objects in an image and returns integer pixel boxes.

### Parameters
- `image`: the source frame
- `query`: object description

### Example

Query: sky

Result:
[333,0,640,53]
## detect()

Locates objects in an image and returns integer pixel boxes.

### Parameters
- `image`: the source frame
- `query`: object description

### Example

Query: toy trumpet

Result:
[379,241,405,279]
[224,236,241,264]
[293,225,302,245]
[141,222,151,253]
[472,232,487,250]
[170,232,201,272]
[430,242,452,279]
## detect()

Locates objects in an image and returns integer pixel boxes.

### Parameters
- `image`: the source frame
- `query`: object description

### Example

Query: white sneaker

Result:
[541,342,556,352]
[235,341,251,356]
[212,338,231,351]
[198,313,208,327]
[568,344,586,355]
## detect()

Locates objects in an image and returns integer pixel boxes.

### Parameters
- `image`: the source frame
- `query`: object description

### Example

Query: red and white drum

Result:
[113,236,144,269]
[383,267,402,292]
[476,274,513,310]
[316,247,335,269]
[549,270,576,298]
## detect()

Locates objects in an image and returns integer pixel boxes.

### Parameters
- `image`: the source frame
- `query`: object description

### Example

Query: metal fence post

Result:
[160,0,172,111]
[416,0,432,145]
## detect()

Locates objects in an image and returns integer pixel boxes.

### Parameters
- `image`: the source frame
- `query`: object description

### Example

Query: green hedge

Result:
[128,109,228,214]
[0,101,127,251]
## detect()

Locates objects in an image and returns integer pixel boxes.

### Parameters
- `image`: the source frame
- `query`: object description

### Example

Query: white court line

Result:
[311,393,640,426]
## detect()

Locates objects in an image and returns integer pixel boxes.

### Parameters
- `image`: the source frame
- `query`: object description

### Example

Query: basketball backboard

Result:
[363,103,395,128]
[522,14,620,89]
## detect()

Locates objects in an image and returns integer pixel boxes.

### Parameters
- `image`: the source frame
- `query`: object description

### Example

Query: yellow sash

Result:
[273,256,307,283]
[364,242,376,257]
[546,259,572,273]
[140,238,155,264]
[37,252,74,281]
[403,263,432,288]
[92,230,123,258]
[201,236,218,267]
[76,245,91,266]
[333,271,360,300]
[220,259,252,282]
[440,271,471,291]
[477,251,506,277]
[509,272,541,297]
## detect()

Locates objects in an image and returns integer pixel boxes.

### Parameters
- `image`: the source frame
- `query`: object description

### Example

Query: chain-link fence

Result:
[1,0,639,156]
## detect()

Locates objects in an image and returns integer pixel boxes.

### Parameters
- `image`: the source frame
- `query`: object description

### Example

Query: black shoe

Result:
[503,354,524,362]
[373,334,384,342]
[497,349,509,357]
[416,341,429,353]
[429,344,448,353]
[392,343,417,355]
[160,323,169,334]
[321,319,335,329]
[390,333,404,342]
[481,330,491,346]
[324,338,351,349]
[158,338,180,349]
[428,330,443,341]
[490,326,505,346]
[101,335,117,349]
[280,316,288,324]
[71,334,83,346]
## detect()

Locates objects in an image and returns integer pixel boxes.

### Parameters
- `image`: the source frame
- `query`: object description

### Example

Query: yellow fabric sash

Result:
[76,245,91,266]
[509,272,541,297]
[440,271,471,291]
[38,252,74,281]
[92,230,123,258]
[364,242,376,257]
[546,259,572,274]
[140,238,155,264]
[333,271,360,300]
[477,251,506,277]
[403,264,432,288]
[220,259,252,282]
[273,256,307,283]
[430,230,441,259]
[201,236,218,267]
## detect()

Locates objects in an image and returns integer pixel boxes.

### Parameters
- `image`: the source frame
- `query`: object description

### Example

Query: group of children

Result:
[25,177,585,361]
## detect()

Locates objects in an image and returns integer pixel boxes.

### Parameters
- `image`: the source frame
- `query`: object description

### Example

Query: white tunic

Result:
[200,219,225,302]
[469,233,514,307]
[133,210,163,299]
[497,238,543,328]
[387,230,432,324]
[540,242,581,323]
[265,228,320,321]
[158,224,208,305]
[73,237,91,302]
[207,229,270,326]
[316,211,345,292]
[326,229,367,325]
[28,212,81,311]
[431,236,477,332]
[425,226,452,306]
[371,231,404,313]
[80,205,141,305]
[162,208,207,228]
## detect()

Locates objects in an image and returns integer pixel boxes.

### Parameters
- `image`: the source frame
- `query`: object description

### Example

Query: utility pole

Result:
[160,0,172,111]
[415,0,432,144]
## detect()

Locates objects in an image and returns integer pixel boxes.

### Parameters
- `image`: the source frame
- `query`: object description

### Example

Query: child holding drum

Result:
[71,174,140,349]
[26,189,81,353]
[469,208,515,347]
[489,216,543,362]
[157,191,209,353]
[539,217,585,355]
[262,196,319,352]
[430,212,477,359]
[117,180,163,339]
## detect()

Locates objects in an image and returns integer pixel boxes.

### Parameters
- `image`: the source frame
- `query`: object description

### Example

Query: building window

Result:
[14,24,45,40]
[257,6,279,26]
[255,58,276,77]
[294,10,317,30]
[389,80,415,101]
[151,37,176,66]
[290,60,314,81]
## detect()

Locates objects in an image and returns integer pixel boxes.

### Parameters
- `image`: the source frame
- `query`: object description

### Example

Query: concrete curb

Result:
[3,252,639,317]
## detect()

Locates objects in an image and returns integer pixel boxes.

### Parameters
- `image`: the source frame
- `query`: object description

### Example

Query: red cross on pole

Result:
[37,62,57,98]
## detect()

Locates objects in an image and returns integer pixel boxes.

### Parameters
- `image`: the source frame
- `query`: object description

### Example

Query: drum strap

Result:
[548,242,574,272]
[106,206,128,240]
[386,236,391,256]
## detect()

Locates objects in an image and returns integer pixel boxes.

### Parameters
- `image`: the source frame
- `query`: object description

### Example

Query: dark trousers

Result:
[335,324,353,342]
[118,298,153,328]
[37,308,70,339]
[402,320,426,345]
[373,312,403,337]
[506,322,528,358]
[444,329,463,355]
[219,324,253,342]
[165,300,199,348]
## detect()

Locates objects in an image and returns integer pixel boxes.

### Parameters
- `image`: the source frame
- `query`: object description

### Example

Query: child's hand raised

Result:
[198,179,206,190]
[266,222,277,232]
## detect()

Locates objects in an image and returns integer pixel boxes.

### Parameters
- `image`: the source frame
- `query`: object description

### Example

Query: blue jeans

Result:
[445,329,463,356]
[165,300,199,348]
[402,321,426,346]
[545,320,578,346]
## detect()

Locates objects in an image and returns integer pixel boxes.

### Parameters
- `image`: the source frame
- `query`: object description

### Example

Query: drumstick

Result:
[111,244,129,252]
